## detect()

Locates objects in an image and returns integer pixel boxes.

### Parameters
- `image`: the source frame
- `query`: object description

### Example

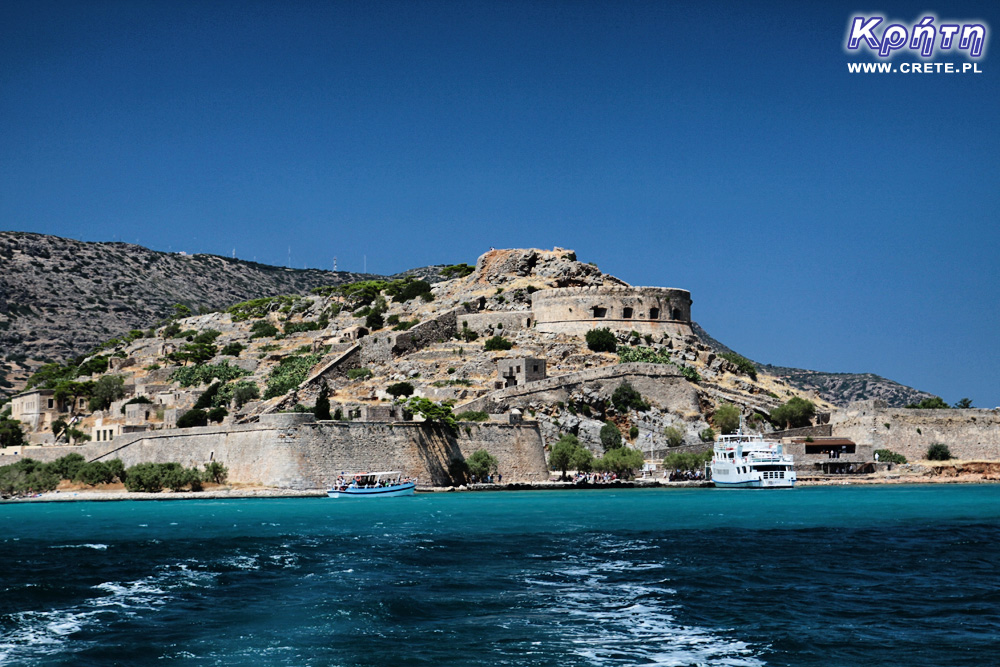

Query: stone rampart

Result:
[831,403,1000,461]
[460,312,532,336]
[360,308,460,365]
[459,363,698,415]
[17,416,548,489]
[531,286,693,336]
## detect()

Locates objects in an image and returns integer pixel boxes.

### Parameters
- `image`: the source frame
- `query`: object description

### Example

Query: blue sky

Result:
[2,1,998,407]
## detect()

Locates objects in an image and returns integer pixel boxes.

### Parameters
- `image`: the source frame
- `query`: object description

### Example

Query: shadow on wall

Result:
[413,425,467,486]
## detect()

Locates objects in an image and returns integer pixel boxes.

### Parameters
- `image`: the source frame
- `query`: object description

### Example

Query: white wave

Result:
[527,543,767,666]
[50,543,108,550]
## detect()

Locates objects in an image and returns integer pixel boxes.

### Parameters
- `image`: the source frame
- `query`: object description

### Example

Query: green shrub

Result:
[177,409,208,428]
[46,453,86,480]
[713,403,740,434]
[679,366,701,383]
[207,406,228,423]
[220,342,244,357]
[926,443,953,461]
[466,449,498,479]
[484,336,513,351]
[720,352,758,380]
[770,397,816,429]
[440,263,474,279]
[172,361,250,388]
[228,296,296,321]
[204,461,228,484]
[393,319,420,331]
[663,450,712,471]
[600,421,622,451]
[120,396,154,414]
[193,382,221,410]
[611,381,649,412]
[264,355,321,399]
[628,425,639,440]
[586,328,617,353]
[249,320,279,339]
[664,426,684,447]
[0,417,26,448]
[386,382,415,398]
[216,381,260,409]
[76,461,114,486]
[347,367,373,381]
[365,310,385,331]
[88,375,125,411]
[618,346,671,364]
[905,397,950,409]
[874,449,907,464]
[699,427,716,443]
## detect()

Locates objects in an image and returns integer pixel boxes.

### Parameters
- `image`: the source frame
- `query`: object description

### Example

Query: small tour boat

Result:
[327,471,416,498]
[710,432,796,489]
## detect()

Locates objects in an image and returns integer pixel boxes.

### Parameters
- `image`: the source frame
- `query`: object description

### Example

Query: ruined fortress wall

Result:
[531,286,693,335]
[18,415,548,489]
[831,404,1000,461]
[460,312,532,336]
[360,308,459,365]
[460,363,699,415]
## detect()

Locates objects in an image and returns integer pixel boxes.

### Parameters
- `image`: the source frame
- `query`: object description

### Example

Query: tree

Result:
[663,450,713,471]
[548,434,593,480]
[600,421,622,451]
[365,310,385,331]
[172,304,193,320]
[713,403,740,434]
[611,381,649,413]
[663,426,684,448]
[905,396,949,409]
[204,461,228,484]
[699,427,716,443]
[177,409,208,428]
[770,397,816,429]
[386,382,415,399]
[585,328,617,353]
[926,443,952,461]
[88,375,125,412]
[314,384,332,420]
[596,447,645,478]
[954,398,974,409]
[51,418,68,442]
[46,453,86,480]
[483,336,513,351]
[404,397,457,429]
[0,418,25,449]
[76,461,113,486]
[466,449,499,480]
[53,380,92,413]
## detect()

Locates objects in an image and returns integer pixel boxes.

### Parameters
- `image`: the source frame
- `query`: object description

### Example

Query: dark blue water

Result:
[2,486,999,666]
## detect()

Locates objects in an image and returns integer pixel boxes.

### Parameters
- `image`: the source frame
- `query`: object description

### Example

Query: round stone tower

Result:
[530,286,693,336]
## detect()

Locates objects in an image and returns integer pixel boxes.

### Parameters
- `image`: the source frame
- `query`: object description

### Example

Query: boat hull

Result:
[713,478,795,489]
[327,482,416,498]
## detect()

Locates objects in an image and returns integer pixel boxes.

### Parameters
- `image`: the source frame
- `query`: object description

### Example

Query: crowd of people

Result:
[664,469,706,482]
[572,471,619,484]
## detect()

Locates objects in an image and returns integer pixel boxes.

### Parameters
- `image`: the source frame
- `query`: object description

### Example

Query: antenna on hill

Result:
[287,246,291,268]
[333,256,337,272]
[364,254,366,273]
[232,248,236,259]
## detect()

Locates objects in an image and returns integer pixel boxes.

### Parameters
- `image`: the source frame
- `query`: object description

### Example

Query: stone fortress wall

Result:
[17,413,549,489]
[831,400,1000,461]
[530,286,693,336]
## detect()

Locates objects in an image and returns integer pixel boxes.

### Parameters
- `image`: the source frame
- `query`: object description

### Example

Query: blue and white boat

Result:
[327,471,416,498]
[710,432,796,489]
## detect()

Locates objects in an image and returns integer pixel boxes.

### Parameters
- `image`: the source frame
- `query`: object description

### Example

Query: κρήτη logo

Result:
[845,15,988,58]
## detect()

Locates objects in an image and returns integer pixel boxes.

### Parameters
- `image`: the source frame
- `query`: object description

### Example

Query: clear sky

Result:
[2,1,998,407]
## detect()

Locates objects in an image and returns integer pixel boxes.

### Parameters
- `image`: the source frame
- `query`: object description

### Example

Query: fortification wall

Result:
[831,403,1000,461]
[17,414,548,489]
[360,308,460,365]
[460,363,698,415]
[460,312,532,336]
[530,286,693,335]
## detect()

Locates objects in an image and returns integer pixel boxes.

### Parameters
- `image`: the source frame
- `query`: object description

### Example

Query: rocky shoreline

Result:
[4,466,999,503]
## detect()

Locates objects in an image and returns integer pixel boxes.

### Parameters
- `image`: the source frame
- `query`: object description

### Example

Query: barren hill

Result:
[0,232,386,398]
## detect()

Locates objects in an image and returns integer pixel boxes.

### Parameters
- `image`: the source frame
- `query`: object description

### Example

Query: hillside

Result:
[690,322,935,407]
[0,232,388,398]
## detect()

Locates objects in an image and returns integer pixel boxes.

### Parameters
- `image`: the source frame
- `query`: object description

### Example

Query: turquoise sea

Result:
[2,485,999,666]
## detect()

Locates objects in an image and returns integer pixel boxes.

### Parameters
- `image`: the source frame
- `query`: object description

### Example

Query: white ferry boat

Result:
[327,471,416,498]
[710,432,796,489]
